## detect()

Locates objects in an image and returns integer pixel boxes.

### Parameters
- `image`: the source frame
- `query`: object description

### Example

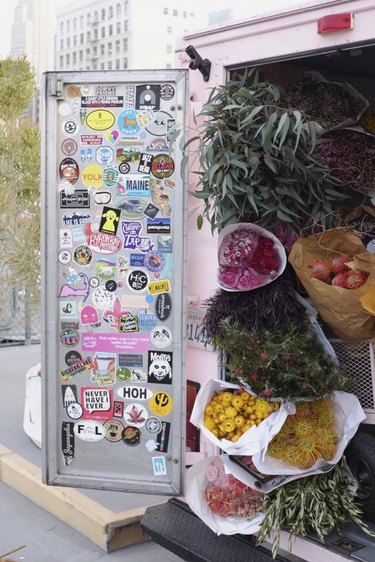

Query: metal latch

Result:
[49,75,63,97]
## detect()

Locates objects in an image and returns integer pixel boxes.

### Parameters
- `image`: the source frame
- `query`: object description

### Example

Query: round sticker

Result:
[61,138,78,156]
[145,110,173,137]
[74,245,93,266]
[65,350,82,366]
[59,158,80,184]
[90,277,100,288]
[58,250,72,265]
[151,154,174,179]
[60,328,80,347]
[105,279,118,292]
[122,425,141,446]
[58,102,72,117]
[150,326,172,349]
[124,403,148,428]
[118,109,141,136]
[126,269,149,292]
[81,164,103,189]
[145,251,165,273]
[62,118,79,136]
[66,402,83,420]
[144,416,162,435]
[66,85,81,98]
[102,167,119,187]
[117,367,132,382]
[160,84,175,101]
[104,419,124,442]
[119,161,130,174]
[86,109,116,131]
[117,198,147,220]
[148,391,173,417]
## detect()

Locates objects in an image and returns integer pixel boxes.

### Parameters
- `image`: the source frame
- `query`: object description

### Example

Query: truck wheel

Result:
[346,431,375,521]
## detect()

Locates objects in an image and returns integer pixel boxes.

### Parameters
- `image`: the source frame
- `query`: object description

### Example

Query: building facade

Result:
[55,0,203,72]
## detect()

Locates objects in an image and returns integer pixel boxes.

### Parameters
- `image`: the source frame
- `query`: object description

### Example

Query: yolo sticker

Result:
[117,386,153,401]
[81,387,113,420]
[74,420,105,441]
[149,391,173,417]
[127,269,149,292]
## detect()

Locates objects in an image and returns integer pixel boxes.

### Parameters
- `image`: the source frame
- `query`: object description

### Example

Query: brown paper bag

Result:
[288,228,375,341]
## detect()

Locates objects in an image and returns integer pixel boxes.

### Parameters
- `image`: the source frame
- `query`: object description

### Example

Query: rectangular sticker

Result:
[60,190,90,208]
[152,456,167,476]
[148,279,171,295]
[82,332,150,353]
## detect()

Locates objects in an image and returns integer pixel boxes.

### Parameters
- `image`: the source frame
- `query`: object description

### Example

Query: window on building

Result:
[80,15,84,27]
[124,20,129,31]
[87,30,91,41]
[87,13,91,24]
[116,59,120,69]
[190,12,194,17]
[166,63,172,68]
[173,9,178,16]
[124,56,128,68]
[94,29,98,40]
[60,39,64,50]
[60,22,64,34]
[87,63,91,70]
[167,26,172,33]
[67,20,70,33]
[108,61,112,69]
[86,48,90,58]
[93,62,97,70]
[101,62,105,69]
[108,42,113,55]
[73,17,77,31]
[166,44,172,53]
[79,50,83,61]
[101,26,106,38]
[123,38,128,50]
[183,11,187,17]
[116,21,121,33]
[80,33,84,44]
[59,55,63,68]
[93,45,98,55]
[124,1,129,15]
[73,35,77,46]
[115,39,120,53]
[101,8,106,20]
[108,6,113,18]
[163,7,168,14]
[66,53,70,66]
[94,10,98,22]
[73,52,77,65]
[109,24,113,35]
[67,37,70,48]
[101,44,105,55]
[116,3,121,17]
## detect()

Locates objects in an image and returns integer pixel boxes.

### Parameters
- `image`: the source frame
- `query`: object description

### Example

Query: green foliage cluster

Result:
[257,461,375,558]
[0,57,40,324]
[214,320,350,400]
[187,70,348,233]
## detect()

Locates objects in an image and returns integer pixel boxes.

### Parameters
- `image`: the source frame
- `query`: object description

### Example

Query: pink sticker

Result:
[82,332,150,353]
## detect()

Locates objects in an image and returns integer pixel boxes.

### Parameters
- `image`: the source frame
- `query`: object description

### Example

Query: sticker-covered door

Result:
[41,70,187,494]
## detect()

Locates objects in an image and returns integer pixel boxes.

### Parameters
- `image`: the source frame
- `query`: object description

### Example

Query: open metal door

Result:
[41,69,187,495]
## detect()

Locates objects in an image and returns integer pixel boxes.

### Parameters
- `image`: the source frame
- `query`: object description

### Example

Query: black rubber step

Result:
[141,498,291,562]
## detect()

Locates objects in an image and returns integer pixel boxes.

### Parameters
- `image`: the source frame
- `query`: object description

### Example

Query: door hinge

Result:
[49,75,63,97]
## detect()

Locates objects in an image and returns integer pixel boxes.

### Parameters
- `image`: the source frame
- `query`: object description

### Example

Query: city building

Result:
[10,0,54,77]
[55,0,208,72]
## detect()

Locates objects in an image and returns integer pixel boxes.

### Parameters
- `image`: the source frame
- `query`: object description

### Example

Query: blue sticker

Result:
[118,109,141,136]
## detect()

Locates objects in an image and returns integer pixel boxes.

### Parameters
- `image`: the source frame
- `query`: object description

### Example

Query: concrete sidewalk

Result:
[0,344,183,562]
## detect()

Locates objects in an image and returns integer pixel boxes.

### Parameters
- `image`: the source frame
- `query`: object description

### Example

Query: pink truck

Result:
[141,1,375,561]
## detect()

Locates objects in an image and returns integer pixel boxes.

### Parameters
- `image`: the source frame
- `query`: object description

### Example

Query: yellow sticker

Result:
[148,279,171,295]
[149,391,173,417]
[81,164,103,189]
[86,109,116,131]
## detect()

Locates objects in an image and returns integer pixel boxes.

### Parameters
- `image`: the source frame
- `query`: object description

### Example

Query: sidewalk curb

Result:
[0,443,151,553]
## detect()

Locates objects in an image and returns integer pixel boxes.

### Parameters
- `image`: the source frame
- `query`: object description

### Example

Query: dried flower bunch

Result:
[314,129,375,195]
[257,461,375,558]
[267,398,338,469]
[204,457,264,518]
[214,320,350,400]
[281,73,367,130]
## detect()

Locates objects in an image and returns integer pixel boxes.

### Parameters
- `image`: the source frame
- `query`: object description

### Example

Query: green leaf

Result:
[197,214,204,230]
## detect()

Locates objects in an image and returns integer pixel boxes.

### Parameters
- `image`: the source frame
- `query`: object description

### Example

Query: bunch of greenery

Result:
[214,320,350,400]
[256,461,375,558]
[186,70,348,233]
